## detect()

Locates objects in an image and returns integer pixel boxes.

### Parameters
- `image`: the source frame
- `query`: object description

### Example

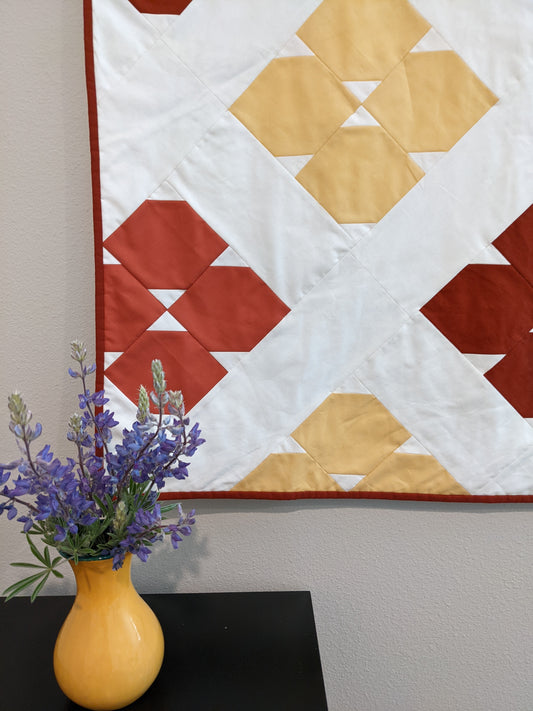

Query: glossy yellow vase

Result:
[53,553,164,711]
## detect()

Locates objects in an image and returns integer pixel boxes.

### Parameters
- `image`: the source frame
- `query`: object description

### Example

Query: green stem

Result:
[0,492,38,514]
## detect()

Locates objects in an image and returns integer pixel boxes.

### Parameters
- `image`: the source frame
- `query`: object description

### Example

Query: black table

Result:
[0,591,328,710]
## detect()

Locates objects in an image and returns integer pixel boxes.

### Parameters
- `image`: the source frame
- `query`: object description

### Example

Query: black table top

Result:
[0,590,328,711]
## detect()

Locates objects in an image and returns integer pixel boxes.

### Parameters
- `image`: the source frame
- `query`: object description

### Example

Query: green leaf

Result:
[30,572,50,603]
[93,494,108,512]
[98,519,111,534]
[26,535,47,566]
[10,562,44,570]
[51,569,64,579]
[160,502,177,515]
[3,572,46,602]
[26,527,43,536]
[43,546,51,567]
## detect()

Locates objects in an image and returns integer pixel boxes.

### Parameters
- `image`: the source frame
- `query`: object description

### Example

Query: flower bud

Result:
[67,413,85,445]
[8,392,31,429]
[151,359,166,397]
[112,500,128,532]
[168,390,184,414]
[136,385,150,423]
[70,340,87,363]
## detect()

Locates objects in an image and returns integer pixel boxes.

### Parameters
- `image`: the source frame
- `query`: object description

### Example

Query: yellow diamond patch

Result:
[352,453,469,495]
[230,56,359,156]
[297,0,430,80]
[292,394,411,475]
[231,453,342,493]
[296,126,424,223]
[364,51,499,152]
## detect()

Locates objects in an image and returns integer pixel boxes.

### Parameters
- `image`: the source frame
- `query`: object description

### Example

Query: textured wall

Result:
[1,3,533,710]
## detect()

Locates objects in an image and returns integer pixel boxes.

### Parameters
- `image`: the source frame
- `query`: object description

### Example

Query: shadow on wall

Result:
[171,496,533,517]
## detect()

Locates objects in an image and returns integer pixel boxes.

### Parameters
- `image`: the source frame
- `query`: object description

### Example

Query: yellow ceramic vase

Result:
[53,553,164,711]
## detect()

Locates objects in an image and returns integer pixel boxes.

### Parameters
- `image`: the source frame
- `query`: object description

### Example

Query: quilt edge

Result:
[83,0,105,394]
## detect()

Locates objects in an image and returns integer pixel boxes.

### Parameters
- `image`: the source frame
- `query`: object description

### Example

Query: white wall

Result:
[1,3,533,710]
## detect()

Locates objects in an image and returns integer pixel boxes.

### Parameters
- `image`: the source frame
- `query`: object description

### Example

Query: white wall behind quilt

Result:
[1,3,533,711]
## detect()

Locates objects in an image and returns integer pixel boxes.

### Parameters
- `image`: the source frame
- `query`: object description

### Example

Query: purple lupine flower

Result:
[112,549,125,571]
[136,546,152,563]
[54,525,67,542]
[17,515,34,533]
[169,531,182,549]
[1,343,202,589]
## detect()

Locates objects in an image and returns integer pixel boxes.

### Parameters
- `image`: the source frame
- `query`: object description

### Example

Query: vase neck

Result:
[70,553,134,600]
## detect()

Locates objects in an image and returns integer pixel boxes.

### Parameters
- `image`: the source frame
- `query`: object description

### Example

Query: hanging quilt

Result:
[84,0,533,501]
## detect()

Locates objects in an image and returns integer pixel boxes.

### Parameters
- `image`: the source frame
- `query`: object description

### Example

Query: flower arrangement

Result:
[0,341,204,601]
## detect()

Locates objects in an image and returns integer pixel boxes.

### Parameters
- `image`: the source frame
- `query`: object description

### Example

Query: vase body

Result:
[53,553,164,711]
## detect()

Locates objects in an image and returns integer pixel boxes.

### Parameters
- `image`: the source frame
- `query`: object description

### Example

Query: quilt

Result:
[84,0,533,501]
